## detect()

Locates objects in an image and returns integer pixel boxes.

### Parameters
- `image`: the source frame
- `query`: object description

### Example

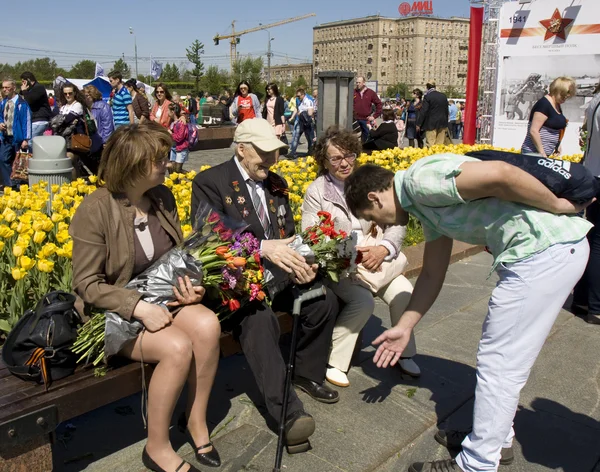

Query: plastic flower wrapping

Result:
[74,201,267,363]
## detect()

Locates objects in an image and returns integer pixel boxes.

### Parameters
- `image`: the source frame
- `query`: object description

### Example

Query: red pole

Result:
[463,6,484,145]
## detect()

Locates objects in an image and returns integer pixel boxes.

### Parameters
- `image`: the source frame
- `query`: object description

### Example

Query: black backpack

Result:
[2,291,81,391]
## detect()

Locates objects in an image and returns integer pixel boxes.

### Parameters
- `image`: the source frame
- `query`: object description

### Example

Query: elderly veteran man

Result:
[191,118,339,454]
[344,154,592,472]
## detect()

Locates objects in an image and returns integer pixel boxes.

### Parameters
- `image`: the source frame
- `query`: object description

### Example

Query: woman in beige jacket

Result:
[301,126,419,388]
[70,122,220,472]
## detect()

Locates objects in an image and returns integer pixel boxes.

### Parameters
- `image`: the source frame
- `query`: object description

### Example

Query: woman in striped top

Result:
[521,76,576,157]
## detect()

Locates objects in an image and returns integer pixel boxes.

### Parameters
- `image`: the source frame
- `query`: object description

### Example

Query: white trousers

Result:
[456,239,589,472]
[328,275,417,372]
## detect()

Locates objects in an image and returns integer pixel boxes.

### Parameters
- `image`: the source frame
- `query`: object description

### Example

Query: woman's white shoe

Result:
[398,358,421,378]
[326,367,350,387]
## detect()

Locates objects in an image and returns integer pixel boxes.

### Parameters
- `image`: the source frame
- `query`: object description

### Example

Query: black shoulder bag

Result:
[2,291,81,391]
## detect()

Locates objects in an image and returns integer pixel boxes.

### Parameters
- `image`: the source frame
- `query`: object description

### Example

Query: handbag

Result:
[70,114,92,153]
[10,150,32,181]
[355,232,408,293]
[1,291,81,391]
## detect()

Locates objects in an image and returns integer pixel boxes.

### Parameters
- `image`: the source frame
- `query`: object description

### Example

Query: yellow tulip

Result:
[32,219,45,231]
[39,243,58,258]
[51,184,60,193]
[33,231,46,244]
[37,259,54,273]
[56,230,70,244]
[0,240,4,251]
[2,207,16,223]
[13,244,25,257]
[11,267,27,281]
[19,256,35,270]
[0,224,14,238]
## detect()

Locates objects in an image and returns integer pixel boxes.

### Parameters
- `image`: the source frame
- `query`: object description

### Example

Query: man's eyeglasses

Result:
[326,153,357,167]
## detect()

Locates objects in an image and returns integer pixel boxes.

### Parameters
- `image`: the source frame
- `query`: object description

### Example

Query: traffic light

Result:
[214,35,219,46]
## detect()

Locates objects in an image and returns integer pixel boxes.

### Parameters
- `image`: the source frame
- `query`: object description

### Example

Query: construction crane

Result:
[214,14,316,73]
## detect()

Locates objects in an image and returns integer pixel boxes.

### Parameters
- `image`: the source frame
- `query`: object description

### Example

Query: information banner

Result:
[493,0,600,155]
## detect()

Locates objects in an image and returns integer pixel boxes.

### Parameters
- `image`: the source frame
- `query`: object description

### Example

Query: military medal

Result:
[237,196,245,205]
[232,180,240,192]
[242,208,250,218]
[269,199,276,213]
[225,196,233,205]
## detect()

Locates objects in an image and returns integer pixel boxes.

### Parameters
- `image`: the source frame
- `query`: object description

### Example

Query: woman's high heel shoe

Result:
[177,412,222,468]
[141,447,200,472]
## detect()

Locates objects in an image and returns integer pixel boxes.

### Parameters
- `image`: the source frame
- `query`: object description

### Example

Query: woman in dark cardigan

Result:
[363,108,399,152]
[262,82,286,140]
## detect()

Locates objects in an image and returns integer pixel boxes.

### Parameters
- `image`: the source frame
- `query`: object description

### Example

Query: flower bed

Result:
[0,145,583,335]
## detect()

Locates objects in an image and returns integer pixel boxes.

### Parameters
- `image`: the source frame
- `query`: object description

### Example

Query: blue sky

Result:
[1,0,472,74]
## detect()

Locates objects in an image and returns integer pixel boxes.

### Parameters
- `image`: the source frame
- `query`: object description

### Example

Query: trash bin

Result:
[28,136,73,212]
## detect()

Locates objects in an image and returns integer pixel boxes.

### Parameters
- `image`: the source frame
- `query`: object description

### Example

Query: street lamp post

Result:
[259,24,275,83]
[129,27,138,78]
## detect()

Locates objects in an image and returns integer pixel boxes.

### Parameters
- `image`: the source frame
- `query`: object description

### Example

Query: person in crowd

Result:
[521,76,576,157]
[150,83,173,129]
[107,70,134,127]
[301,126,419,388]
[456,102,465,139]
[262,83,285,140]
[70,122,221,472]
[83,85,114,147]
[19,71,52,137]
[197,90,207,125]
[405,89,424,148]
[138,83,154,109]
[417,80,449,147]
[187,91,198,125]
[395,105,406,148]
[288,87,315,159]
[219,95,232,123]
[363,108,399,152]
[344,155,592,472]
[168,103,189,174]
[125,79,150,123]
[54,83,102,179]
[191,118,339,454]
[573,80,600,325]
[448,100,458,140]
[0,79,32,187]
[230,81,261,124]
[353,76,382,143]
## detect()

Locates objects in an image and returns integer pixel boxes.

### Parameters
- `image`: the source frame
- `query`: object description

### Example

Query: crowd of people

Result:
[3,65,600,472]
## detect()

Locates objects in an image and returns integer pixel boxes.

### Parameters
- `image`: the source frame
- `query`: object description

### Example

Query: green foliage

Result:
[385,82,409,99]
[111,58,131,77]
[283,76,309,98]
[0,58,67,82]
[68,60,97,79]
[200,65,231,96]
[186,39,205,90]
[442,85,465,99]
[161,63,181,82]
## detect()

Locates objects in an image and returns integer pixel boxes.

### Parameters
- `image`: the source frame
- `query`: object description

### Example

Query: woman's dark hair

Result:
[168,102,182,118]
[152,82,172,101]
[234,80,252,96]
[382,109,396,121]
[345,164,395,216]
[266,83,280,97]
[60,83,89,113]
[412,89,423,99]
[124,78,139,93]
[313,125,362,176]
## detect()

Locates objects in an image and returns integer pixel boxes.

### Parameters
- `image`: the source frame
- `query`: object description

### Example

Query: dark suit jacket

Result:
[417,89,449,131]
[367,122,398,150]
[191,157,295,241]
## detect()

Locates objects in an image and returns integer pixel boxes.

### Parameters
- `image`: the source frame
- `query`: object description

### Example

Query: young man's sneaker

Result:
[409,458,459,472]
[434,429,514,465]
[398,357,421,377]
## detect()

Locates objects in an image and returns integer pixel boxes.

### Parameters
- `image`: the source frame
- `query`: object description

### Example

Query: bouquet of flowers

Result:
[72,202,266,365]
[264,211,360,297]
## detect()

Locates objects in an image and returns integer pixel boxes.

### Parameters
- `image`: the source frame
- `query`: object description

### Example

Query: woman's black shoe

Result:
[141,447,200,472]
[177,413,222,467]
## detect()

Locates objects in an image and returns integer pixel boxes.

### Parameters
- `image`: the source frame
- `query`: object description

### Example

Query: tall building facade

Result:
[313,15,470,95]
[269,63,313,87]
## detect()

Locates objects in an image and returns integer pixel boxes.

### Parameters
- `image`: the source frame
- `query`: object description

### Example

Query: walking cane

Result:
[273,285,327,472]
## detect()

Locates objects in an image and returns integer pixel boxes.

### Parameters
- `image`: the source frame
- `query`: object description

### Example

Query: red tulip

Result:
[229,299,241,311]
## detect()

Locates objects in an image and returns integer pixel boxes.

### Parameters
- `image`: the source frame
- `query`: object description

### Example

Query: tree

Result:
[186,40,205,91]
[0,57,67,81]
[111,58,131,77]
[69,60,97,79]
[161,63,181,82]
[442,85,464,99]
[231,57,264,97]
[200,65,230,96]
[385,82,409,99]
[283,75,308,98]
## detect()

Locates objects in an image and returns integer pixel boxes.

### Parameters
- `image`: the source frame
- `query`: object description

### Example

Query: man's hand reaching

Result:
[261,237,317,284]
